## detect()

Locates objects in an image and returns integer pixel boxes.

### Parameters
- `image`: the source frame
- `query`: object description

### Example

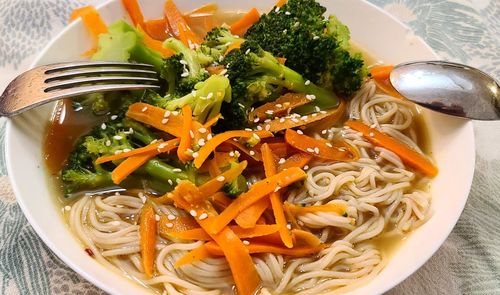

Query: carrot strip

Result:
[177,105,193,163]
[203,113,222,129]
[96,138,179,164]
[284,202,347,216]
[164,0,202,46]
[230,8,260,37]
[259,105,344,132]
[111,153,155,184]
[370,65,394,80]
[205,167,307,235]
[206,65,225,75]
[185,3,218,16]
[278,153,313,172]
[306,99,347,132]
[139,203,157,278]
[122,0,145,27]
[285,129,358,161]
[198,161,247,197]
[225,39,244,55]
[204,241,325,257]
[175,243,212,267]
[261,143,293,248]
[159,215,199,239]
[292,229,321,247]
[193,130,273,168]
[169,182,261,295]
[276,57,287,65]
[166,224,280,241]
[126,103,184,137]
[235,198,270,228]
[177,22,202,48]
[209,191,233,210]
[144,19,169,40]
[224,140,262,162]
[275,0,288,8]
[249,93,310,123]
[345,120,438,176]
[69,6,108,46]
[137,25,175,57]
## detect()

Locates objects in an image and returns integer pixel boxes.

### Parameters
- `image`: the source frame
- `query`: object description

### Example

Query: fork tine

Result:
[45,68,157,82]
[44,76,160,92]
[44,61,155,74]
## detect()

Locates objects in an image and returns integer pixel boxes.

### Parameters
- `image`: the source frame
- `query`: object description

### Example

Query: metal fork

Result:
[0,61,161,117]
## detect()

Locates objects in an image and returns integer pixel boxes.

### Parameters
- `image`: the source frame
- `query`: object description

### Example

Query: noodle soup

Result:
[44,1,436,294]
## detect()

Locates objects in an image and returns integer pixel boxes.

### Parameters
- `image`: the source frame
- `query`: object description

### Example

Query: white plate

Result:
[5,0,475,294]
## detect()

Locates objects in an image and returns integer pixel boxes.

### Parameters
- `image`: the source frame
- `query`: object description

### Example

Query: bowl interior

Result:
[5,0,475,294]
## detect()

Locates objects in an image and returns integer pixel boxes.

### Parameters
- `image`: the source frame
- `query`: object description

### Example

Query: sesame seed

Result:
[274,186,281,192]
[253,133,260,140]
[274,6,280,12]
[161,118,169,124]
[369,132,375,137]
[123,148,131,153]
[312,113,318,117]
[306,148,314,153]
[217,176,225,182]
[181,72,189,77]
[291,118,299,123]
[113,135,123,140]
[326,143,333,148]
[219,69,228,75]
[264,119,271,123]
[303,165,309,170]
[314,147,320,154]
[172,168,182,172]
[167,214,176,220]
[305,80,311,85]
[245,128,253,131]
[285,11,291,15]
[64,205,71,211]
[124,128,134,134]
[256,125,263,131]
[283,29,288,34]
[321,129,327,134]
[320,110,327,114]
[198,213,208,220]
[279,118,286,123]
[155,214,160,221]
[253,118,260,123]
[172,111,179,116]
[111,115,118,120]
[207,134,213,140]
[101,123,106,130]
[207,92,214,99]
[192,152,199,158]
[190,210,197,217]
[278,158,286,164]
[245,48,251,55]
[198,138,205,146]
[190,130,195,138]
[338,147,347,152]
[192,90,197,96]
[105,140,111,146]
[166,223,174,228]
[297,130,304,135]
[313,35,320,40]
[265,110,274,115]
[301,116,308,121]
[141,106,148,112]
[249,150,256,156]
[114,150,122,155]
[229,151,235,157]
[186,148,194,154]
[306,94,316,101]
[242,240,250,245]
[314,106,321,112]
[198,127,207,133]
[265,125,271,131]
[286,224,292,230]
[164,111,171,118]
[168,179,173,186]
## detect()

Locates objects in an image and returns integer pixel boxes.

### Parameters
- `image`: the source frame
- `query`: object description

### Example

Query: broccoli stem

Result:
[141,158,190,183]
[130,44,164,72]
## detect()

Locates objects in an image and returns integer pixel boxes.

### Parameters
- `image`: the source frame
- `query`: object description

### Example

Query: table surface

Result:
[0,0,499,294]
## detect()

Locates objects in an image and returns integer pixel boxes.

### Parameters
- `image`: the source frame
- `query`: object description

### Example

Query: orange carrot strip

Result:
[276,57,287,65]
[345,120,438,176]
[198,161,247,197]
[206,65,225,75]
[248,93,311,123]
[177,105,193,163]
[96,138,179,164]
[164,0,202,45]
[306,99,347,132]
[170,182,261,295]
[224,140,262,162]
[175,243,212,266]
[275,0,288,8]
[159,215,199,238]
[122,0,145,27]
[284,202,347,216]
[185,3,218,16]
[139,203,157,278]
[230,8,260,37]
[111,153,154,184]
[126,103,184,137]
[165,224,280,241]
[137,25,175,57]
[224,39,244,55]
[261,143,293,248]
[209,191,233,210]
[70,6,108,45]
[177,22,202,48]
[203,113,222,129]
[259,106,344,132]
[278,152,313,172]
[144,19,169,40]
[235,198,270,228]
[193,130,273,168]
[205,167,307,235]
[292,229,321,247]
[370,65,394,80]
[285,129,359,161]
[204,241,325,257]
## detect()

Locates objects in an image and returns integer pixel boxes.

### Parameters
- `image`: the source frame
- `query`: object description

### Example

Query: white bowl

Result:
[5,0,475,294]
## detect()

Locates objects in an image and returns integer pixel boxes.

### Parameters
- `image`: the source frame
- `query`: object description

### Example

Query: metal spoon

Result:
[389,61,500,120]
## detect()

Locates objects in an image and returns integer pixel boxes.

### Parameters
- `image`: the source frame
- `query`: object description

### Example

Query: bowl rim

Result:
[5,0,476,294]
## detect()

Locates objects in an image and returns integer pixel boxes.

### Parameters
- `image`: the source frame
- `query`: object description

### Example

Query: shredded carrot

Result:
[69,6,107,52]
[248,93,310,123]
[206,65,225,75]
[207,159,222,178]
[144,19,169,40]
[306,99,347,132]
[165,224,280,241]
[193,130,273,168]
[139,203,157,278]
[111,153,155,184]
[137,25,175,57]
[177,22,202,48]
[225,39,244,55]
[278,153,313,172]
[121,0,145,27]
[209,191,233,210]
[345,120,438,176]
[235,198,270,228]
[205,167,307,235]
[230,8,260,37]
[204,241,326,257]
[163,0,201,46]
[175,243,212,266]
[158,215,199,239]
[126,103,184,137]
[259,105,344,132]
[224,140,262,162]
[177,105,193,163]
[292,229,322,247]
[370,65,394,80]
[275,0,288,8]
[276,57,287,65]
[96,138,179,164]
[284,202,347,216]
[199,161,247,197]
[261,143,293,248]
[203,113,222,129]
[285,129,359,161]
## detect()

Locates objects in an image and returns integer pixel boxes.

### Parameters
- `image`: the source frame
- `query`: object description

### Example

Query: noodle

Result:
[66,81,432,294]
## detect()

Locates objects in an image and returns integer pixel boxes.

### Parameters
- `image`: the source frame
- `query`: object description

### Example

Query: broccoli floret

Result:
[217,41,338,128]
[202,27,241,56]
[162,75,232,123]
[222,162,248,197]
[244,0,367,96]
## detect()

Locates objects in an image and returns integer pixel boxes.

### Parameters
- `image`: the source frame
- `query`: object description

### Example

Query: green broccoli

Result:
[202,27,241,57]
[222,162,248,197]
[217,40,338,129]
[244,0,367,96]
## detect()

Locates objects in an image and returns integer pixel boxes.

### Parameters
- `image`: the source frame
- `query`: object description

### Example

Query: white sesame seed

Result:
[265,110,274,115]
[105,140,111,147]
[192,152,199,158]
[111,115,118,120]
[279,117,286,123]
[274,186,281,192]
[245,128,253,131]
[253,117,260,123]
[166,223,174,228]
[265,124,271,131]
[168,179,173,186]
[305,80,311,85]
[217,176,225,182]
[274,6,280,12]
[306,94,316,101]
[278,158,286,164]
[369,132,375,137]
[190,210,197,217]
[186,148,194,154]
[320,110,327,114]
[242,240,250,245]
[198,127,207,133]
[297,129,304,135]
[245,48,251,55]
[286,224,292,230]
[314,147,320,154]
[313,35,320,40]
[321,129,327,135]
[155,214,160,221]
[207,134,213,140]
[303,165,309,170]
[180,59,188,65]
[283,29,288,34]
[291,118,299,123]
[285,11,291,15]
[198,138,205,146]
[275,104,283,108]
[229,151,235,157]
[123,148,131,153]
[190,130,195,138]
[172,168,182,172]
[64,205,71,211]
[181,71,189,77]
[314,106,321,112]
[101,123,106,130]
[172,111,179,116]
[326,142,333,148]
[198,213,208,220]
[167,214,176,220]
[161,118,169,124]
[114,150,122,155]
[164,110,171,118]
[124,128,134,134]
[113,135,123,140]
[219,69,228,75]
[249,150,256,156]
[306,148,314,153]
[312,113,318,117]
[264,119,271,123]
[339,147,347,152]
[234,151,241,157]
[141,106,148,112]
[207,92,214,99]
